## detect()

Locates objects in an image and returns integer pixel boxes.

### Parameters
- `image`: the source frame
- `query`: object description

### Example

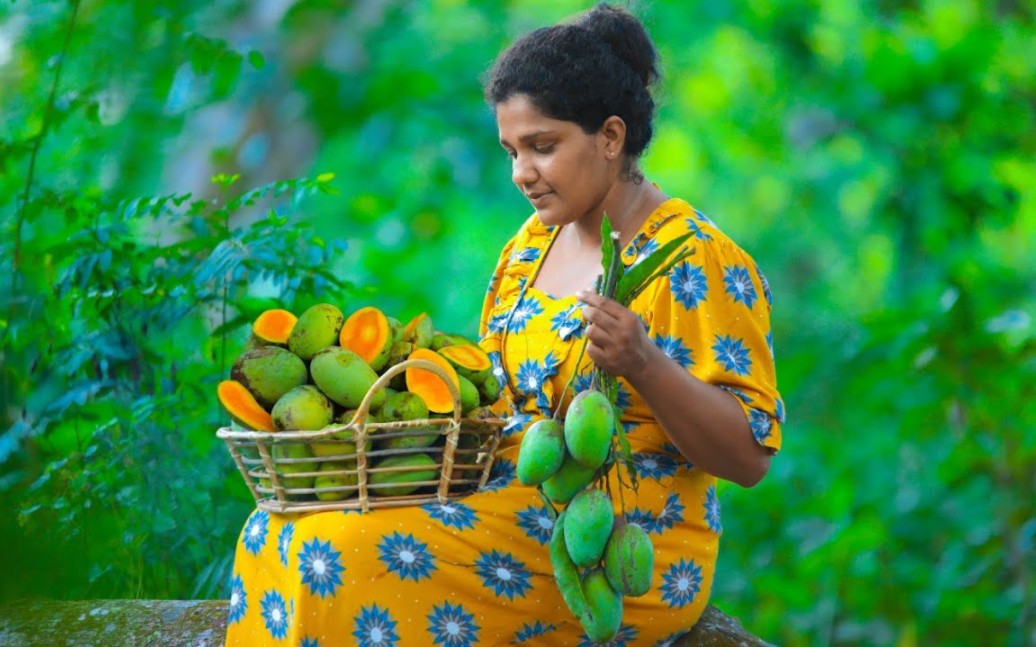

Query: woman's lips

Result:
[527,192,552,207]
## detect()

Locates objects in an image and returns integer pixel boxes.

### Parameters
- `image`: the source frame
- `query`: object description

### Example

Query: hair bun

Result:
[575,3,658,88]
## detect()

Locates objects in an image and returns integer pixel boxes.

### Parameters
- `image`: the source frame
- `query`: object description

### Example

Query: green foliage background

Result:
[1,1,1033,644]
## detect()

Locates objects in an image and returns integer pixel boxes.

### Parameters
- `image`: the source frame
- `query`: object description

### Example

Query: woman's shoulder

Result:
[642,197,758,264]
[497,212,556,265]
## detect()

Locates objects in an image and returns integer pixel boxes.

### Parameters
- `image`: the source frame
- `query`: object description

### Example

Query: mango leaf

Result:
[614,232,696,305]
[612,409,637,491]
[599,215,615,289]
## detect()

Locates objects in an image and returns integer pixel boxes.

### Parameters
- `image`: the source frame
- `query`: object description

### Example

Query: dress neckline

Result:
[526,196,683,301]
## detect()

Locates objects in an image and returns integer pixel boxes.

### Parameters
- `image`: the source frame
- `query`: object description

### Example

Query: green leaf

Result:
[614,233,696,305]
[247,50,266,70]
[599,214,614,287]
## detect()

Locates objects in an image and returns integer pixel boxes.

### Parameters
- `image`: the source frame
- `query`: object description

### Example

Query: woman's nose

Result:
[511,153,536,187]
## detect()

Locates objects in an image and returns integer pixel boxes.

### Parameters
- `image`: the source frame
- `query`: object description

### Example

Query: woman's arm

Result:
[576,290,772,488]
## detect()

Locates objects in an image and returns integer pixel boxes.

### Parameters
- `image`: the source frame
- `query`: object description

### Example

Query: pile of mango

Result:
[517,390,653,643]
[217,303,503,502]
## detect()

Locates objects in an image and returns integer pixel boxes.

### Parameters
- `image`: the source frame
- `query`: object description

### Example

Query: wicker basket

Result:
[217,358,505,513]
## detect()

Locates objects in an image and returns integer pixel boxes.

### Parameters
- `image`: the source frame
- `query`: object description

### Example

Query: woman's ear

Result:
[600,115,627,159]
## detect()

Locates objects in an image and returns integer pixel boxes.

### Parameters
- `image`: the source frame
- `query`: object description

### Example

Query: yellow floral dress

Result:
[224,197,784,646]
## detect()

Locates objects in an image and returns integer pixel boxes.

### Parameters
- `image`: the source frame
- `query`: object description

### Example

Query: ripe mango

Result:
[314,461,359,501]
[368,453,438,496]
[549,511,587,619]
[231,347,308,408]
[564,389,614,469]
[541,453,596,505]
[310,346,385,410]
[377,391,437,450]
[288,303,344,360]
[579,568,623,643]
[271,385,333,431]
[271,442,318,493]
[516,418,565,486]
[564,488,613,567]
[311,429,371,459]
[604,519,654,597]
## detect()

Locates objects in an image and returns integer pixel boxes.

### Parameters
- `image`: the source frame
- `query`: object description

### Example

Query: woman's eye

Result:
[534,145,554,154]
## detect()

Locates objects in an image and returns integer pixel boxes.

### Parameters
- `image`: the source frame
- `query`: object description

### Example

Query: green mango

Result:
[549,511,587,619]
[478,372,502,406]
[604,519,654,597]
[287,303,344,360]
[564,488,614,568]
[516,418,566,486]
[313,460,359,501]
[231,346,308,408]
[457,375,480,414]
[271,385,333,431]
[378,391,437,450]
[368,453,438,496]
[564,389,614,470]
[579,568,623,643]
[541,453,596,505]
[271,442,318,493]
[310,346,385,410]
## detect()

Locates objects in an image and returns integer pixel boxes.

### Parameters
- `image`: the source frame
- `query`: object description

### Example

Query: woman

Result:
[225,4,783,645]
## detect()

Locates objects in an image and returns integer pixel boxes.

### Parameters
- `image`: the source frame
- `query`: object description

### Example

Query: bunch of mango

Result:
[516,389,654,643]
[217,303,502,502]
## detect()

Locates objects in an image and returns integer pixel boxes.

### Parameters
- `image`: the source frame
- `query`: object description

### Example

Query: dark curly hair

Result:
[485,3,660,182]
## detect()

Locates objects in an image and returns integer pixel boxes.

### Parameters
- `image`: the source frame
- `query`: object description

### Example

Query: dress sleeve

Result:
[643,236,784,452]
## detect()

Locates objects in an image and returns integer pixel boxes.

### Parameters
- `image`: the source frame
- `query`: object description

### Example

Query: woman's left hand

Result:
[576,290,657,380]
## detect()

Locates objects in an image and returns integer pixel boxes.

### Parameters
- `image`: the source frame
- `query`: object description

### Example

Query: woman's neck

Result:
[568,179,666,249]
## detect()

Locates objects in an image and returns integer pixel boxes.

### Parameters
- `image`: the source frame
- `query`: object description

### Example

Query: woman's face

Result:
[495,94,614,227]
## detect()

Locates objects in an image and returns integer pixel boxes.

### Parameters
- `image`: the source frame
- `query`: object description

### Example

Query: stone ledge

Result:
[0,599,772,646]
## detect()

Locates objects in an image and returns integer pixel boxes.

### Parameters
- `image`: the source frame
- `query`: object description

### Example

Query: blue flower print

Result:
[704,484,722,534]
[481,458,515,492]
[766,329,774,357]
[486,311,510,334]
[579,623,638,646]
[660,558,703,609]
[756,263,772,307]
[624,508,658,534]
[724,265,758,309]
[298,538,345,598]
[551,305,584,341]
[514,620,557,643]
[670,263,708,310]
[629,237,659,267]
[227,574,246,625]
[632,452,679,481]
[242,510,268,555]
[685,217,712,242]
[693,209,715,226]
[260,590,288,639]
[572,371,592,394]
[277,522,294,567]
[515,504,555,545]
[653,334,693,368]
[353,604,399,647]
[515,351,559,411]
[719,385,753,404]
[502,412,532,438]
[510,246,541,264]
[507,294,544,333]
[655,493,686,532]
[775,398,786,424]
[427,601,479,647]
[301,638,320,647]
[474,550,532,600]
[749,408,773,444]
[377,531,437,582]
[712,334,752,376]
[615,381,632,411]
[422,500,478,530]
